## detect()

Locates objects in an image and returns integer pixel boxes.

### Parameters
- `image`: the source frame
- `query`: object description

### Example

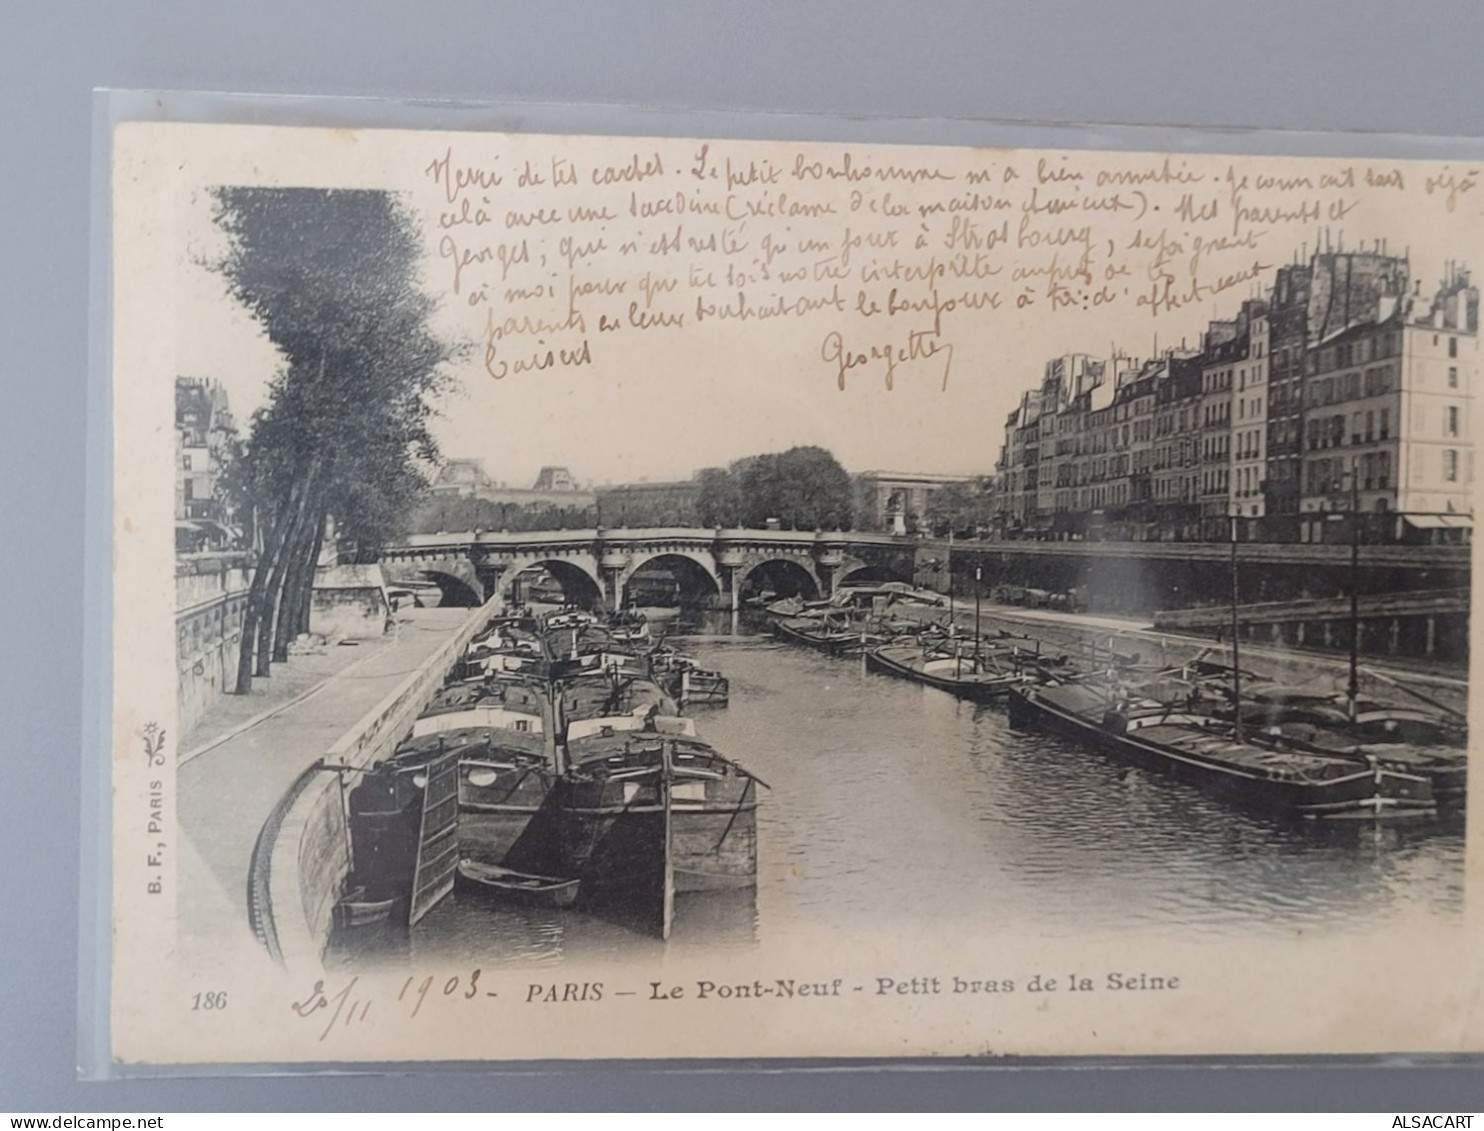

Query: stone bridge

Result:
[379,527,920,609]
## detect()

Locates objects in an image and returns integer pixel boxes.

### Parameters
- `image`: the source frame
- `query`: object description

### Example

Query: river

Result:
[331,627,1466,970]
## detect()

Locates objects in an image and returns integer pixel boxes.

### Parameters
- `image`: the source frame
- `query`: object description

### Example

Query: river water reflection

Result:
[334,631,1466,970]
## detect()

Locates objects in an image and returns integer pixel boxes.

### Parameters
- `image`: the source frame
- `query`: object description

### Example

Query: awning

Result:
[1403,514,1473,530]
[197,519,241,540]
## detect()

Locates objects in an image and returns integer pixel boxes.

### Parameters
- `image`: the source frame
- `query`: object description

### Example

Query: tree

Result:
[771,446,854,530]
[701,446,854,530]
[695,466,743,527]
[210,188,457,691]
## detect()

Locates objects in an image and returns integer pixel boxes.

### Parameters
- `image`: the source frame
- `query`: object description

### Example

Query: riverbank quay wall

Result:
[932,539,1469,611]
[925,539,1470,665]
[1151,588,1469,664]
[251,594,502,969]
[176,553,253,736]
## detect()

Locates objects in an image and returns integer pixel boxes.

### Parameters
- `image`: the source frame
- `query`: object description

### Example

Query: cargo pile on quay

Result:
[338,606,757,940]
[763,580,1467,821]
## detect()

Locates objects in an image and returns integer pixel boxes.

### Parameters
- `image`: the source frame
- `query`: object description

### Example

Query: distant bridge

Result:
[378,526,1472,621]
[379,527,920,608]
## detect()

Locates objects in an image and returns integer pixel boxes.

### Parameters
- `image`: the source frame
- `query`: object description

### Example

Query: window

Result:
[1365,411,1375,442]
[1380,408,1390,441]
[1449,337,1458,358]
[1448,406,1460,438]
[1449,366,1459,388]
[1445,449,1459,482]
[181,454,193,471]
[183,480,194,501]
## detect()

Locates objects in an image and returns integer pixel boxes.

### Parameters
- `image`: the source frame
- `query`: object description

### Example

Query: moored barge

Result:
[1007,682,1435,820]
[866,639,1038,702]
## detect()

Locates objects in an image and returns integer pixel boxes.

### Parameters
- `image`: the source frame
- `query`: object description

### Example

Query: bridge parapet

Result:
[389,527,912,553]
[383,527,918,605]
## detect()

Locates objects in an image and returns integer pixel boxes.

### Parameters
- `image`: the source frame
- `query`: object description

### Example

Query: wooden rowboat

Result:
[455,859,581,909]
[334,888,399,928]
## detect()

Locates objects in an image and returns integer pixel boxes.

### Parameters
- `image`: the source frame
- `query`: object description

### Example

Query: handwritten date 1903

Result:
[291,971,493,1042]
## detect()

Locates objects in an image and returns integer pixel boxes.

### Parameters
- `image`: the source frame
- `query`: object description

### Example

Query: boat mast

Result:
[1229,511,1242,744]
[660,739,675,942]
[973,556,982,672]
[1347,471,1360,724]
[946,527,955,630]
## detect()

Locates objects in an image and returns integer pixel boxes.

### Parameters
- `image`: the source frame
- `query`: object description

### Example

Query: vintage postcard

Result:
[105,117,1482,1067]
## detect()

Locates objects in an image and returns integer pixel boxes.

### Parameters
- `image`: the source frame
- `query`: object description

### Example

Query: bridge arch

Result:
[419,570,483,607]
[495,556,605,610]
[839,562,914,587]
[737,556,822,601]
[617,550,722,607]
[382,554,486,606]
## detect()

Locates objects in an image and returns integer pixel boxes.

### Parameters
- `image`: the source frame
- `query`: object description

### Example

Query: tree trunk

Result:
[271,516,311,663]
[298,519,327,635]
[273,505,325,662]
[255,462,321,676]
[231,488,295,694]
[293,513,327,638]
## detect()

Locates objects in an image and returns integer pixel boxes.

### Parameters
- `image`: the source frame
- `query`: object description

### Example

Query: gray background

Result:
[4,0,1482,1110]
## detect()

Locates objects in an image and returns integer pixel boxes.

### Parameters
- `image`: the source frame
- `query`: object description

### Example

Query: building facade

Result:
[175,377,238,552]
[430,460,597,510]
[1230,308,1270,525]
[1264,262,1313,533]
[596,479,702,527]
[1299,266,1476,542]
[989,249,1476,545]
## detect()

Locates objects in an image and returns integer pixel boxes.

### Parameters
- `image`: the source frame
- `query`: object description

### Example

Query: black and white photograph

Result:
[106,120,1481,1065]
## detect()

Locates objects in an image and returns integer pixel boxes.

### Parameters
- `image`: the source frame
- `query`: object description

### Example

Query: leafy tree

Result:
[700,446,854,530]
[210,188,457,690]
[695,466,742,527]
[771,446,854,530]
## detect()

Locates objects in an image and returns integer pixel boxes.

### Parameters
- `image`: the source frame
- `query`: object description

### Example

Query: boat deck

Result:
[1037,683,1373,780]
[561,675,677,722]
[425,679,545,717]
